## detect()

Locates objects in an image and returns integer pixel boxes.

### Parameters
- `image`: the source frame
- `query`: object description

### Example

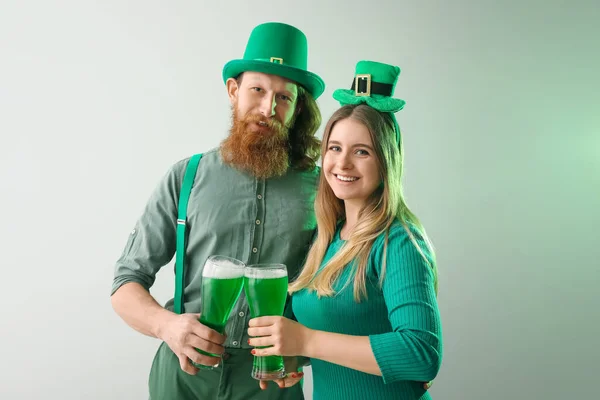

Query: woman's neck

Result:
[340,200,362,240]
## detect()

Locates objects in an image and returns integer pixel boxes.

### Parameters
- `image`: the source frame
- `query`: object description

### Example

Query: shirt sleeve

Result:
[110,158,189,295]
[368,224,443,384]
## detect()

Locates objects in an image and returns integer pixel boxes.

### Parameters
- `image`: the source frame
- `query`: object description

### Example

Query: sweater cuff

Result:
[369,332,402,384]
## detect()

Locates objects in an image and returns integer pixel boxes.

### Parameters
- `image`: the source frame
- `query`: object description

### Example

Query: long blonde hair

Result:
[288,104,437,301]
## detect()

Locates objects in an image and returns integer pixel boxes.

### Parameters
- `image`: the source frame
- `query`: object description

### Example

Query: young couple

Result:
[111,21,442,400]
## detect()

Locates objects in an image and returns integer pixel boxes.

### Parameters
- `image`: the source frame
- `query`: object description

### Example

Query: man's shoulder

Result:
[290,164,321,179]
[279,165,320,189]
[169,147,221,171]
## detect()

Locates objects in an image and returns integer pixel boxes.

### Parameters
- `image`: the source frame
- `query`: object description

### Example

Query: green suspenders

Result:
[173,153,203,315]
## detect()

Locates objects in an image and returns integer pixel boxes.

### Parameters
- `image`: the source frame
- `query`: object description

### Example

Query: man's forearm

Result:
[111,282,174,340]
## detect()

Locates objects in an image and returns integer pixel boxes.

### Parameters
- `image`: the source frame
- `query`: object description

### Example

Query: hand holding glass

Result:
[244,264,289,380]
[193,255,245,368]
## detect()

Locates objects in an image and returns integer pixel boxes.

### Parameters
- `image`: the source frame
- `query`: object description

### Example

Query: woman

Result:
[248,60,442,399]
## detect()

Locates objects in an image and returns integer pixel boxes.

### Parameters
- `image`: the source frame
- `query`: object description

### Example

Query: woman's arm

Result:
[248,317,381,375]
[367,226,442,383]
[304,329,381,375]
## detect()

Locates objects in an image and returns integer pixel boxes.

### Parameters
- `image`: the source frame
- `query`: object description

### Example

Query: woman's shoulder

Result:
[371,219,433,264]
[374,219,423,246]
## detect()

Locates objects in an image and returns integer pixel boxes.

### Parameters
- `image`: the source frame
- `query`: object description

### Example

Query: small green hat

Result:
[332,60,406,142]
[222,22,325,99]
[332,60,405,112]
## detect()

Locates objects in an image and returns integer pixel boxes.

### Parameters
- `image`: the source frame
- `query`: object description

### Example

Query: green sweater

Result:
[292,222,442,400]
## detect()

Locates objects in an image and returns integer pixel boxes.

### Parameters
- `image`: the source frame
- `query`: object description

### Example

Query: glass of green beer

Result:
[193,255,245,368]
[244,263,288,380]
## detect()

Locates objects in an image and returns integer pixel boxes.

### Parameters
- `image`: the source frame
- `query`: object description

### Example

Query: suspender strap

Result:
[174,153,203,314]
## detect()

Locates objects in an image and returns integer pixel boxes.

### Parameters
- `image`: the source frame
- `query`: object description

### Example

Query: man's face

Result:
[220,72,300,179]
[228,72,298,128]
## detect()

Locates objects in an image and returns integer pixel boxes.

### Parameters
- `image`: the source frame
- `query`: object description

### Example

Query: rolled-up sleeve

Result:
[111,159,188,295]
[368,225,443,384]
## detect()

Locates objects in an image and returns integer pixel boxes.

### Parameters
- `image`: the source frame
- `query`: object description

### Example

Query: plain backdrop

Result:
[1,1,598,399]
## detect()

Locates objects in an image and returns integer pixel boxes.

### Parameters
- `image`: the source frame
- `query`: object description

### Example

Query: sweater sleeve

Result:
[368,224,443,384]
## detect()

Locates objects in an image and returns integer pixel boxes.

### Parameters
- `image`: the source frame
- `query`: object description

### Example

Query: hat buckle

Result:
[354,74,371,97]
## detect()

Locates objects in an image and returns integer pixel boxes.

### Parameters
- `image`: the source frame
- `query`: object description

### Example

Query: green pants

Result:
[148,342,305,400]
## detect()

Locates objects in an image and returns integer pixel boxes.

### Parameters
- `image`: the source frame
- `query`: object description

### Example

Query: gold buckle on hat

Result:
[270,57,283,64]
[355,74,371,96]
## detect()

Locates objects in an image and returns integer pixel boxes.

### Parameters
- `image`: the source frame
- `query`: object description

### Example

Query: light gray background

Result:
[1,1,598,399]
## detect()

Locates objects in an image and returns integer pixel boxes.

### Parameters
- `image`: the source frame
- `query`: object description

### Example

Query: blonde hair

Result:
[288,104,437,301]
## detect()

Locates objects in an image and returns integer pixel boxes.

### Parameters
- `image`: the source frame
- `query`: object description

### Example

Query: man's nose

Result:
[259,93,276,118]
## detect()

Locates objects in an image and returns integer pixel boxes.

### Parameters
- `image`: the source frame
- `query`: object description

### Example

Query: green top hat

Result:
[332,60,405,112]
[222,22,325,99]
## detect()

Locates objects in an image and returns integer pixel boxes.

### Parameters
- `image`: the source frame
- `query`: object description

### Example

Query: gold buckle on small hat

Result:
[355,74,371,96]
[270,57,283,64]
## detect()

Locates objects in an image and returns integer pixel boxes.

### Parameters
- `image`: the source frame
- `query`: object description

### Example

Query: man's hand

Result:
[158,313,226,375]
[258,356,304,390]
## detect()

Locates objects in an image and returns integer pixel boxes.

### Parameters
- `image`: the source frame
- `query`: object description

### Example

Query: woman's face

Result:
[323,118,381,208]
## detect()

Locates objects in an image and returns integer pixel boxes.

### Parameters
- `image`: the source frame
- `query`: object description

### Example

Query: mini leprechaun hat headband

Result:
[332,60,406,143]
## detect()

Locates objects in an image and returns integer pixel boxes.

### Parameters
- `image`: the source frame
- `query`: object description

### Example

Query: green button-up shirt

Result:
[112,148,319,349]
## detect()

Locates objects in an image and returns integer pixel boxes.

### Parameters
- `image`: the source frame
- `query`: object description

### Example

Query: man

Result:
[110,22,324,400]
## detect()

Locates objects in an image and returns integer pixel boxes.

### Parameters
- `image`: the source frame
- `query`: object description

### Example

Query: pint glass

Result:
[193,255,245,367]
[244,264,288,380]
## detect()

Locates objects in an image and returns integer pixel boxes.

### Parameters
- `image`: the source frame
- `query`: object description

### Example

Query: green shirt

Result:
[292,222,443,400]
[112,148,319,349]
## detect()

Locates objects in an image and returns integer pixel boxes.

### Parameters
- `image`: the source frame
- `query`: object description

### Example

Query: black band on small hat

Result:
[350,79,393,96]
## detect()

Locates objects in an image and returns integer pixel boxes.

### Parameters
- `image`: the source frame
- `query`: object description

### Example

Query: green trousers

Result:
[148,342,305,400]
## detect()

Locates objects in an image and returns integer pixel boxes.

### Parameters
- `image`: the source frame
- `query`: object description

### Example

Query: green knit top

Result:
[292,221,443,400]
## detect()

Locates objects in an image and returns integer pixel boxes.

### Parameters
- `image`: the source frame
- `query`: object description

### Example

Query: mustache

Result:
[241,113,284,130]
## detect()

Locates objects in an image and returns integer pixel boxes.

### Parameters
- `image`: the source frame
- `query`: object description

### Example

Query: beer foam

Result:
[245,268,288,279]
[204,260,245,279]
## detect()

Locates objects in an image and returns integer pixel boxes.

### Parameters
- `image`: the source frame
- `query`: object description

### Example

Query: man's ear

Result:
[226,77,239,105]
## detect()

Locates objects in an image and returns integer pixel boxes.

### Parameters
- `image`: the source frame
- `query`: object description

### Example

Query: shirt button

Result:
[131,229,136,235]
[257,194,262,199]
[232,341,238,346]
[252,248,258,253]
[239,311,245,317]
[255,220,260,225]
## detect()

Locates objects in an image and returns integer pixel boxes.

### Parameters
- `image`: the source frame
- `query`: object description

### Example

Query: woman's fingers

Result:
[248,335,276,347]
[247,326,272,337]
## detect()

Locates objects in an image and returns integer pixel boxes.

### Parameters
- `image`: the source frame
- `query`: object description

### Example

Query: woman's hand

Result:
[247,316,311,356]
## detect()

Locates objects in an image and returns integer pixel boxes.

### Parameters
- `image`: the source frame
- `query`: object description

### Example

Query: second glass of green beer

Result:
[194,255,245,368]
[244,263,289,380]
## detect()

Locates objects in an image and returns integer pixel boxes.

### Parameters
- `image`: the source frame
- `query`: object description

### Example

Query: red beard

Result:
[220,107,291,179]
